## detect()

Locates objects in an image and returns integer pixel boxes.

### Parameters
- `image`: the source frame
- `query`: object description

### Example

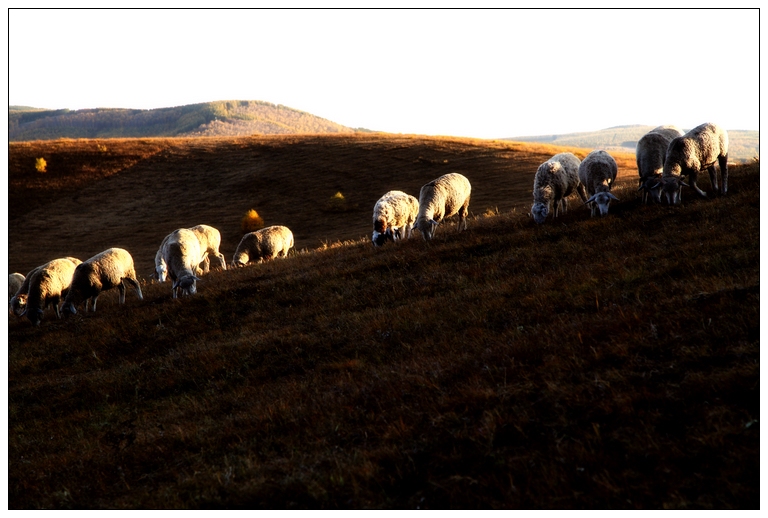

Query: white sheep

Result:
[371,190,420,246]
[412,172,471,241]
[24,257,82,326]
[578,150,619,217]
[10,257,80,317]
[636,125,684,204]
[9,273,25,302]
[61,248,143,315]
[658,122,729,205]
[189,224,228,272]
[231,225,294,267]
[161,228,205,298]
[153,229,210,283]
[530,153,587,224]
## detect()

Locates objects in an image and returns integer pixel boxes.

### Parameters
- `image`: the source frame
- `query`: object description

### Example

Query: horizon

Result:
[7,9,760,139]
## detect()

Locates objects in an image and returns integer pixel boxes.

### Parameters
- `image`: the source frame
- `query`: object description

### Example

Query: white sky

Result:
[6,8,761,139]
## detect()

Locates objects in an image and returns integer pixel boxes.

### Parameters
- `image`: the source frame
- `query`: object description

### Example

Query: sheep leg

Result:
[719,155,729,195]
[707,165,719,194]
[118,282,126,304]
[53,297,62,319]
[688,170,708,198]
[91,295,99,312]
[125,277,144,301]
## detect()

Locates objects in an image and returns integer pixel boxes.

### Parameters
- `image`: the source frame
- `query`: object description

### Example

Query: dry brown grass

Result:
[7,136,758,509]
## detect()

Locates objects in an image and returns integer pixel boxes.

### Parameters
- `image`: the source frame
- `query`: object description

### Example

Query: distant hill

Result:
[507,125,759,163]
[8,101,357,141]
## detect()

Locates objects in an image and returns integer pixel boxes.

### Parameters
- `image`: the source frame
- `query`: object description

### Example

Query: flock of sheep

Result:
[8,122,729,326]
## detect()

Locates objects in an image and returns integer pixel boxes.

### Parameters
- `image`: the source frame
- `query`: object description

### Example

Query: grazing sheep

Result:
[150,229,213,283]
[636,125,684,204]
[61,248,143,315]
[9,273,25,301]
[659,122,729,204]
[161,228,205,298]
[24,257,82,326]
[189,224,228,272]
[412,172,472,241]
[530,153,588,224]
[231,225,294,267]
[10,257,80,317]
[372,190,420,246]
[578,150,619,217]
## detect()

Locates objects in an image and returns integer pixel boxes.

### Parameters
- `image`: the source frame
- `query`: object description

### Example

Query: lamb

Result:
[371,190,420,246]
[61,248,143,315]
[658,122,729,205]
[412,172,471,241]
[24,257,82,326]
[636,125,684,204]
[9,273,25,302]
[231,225,294,267]
[530,153,588,224]
[161,228,205,298]
[578,150,619,217]
[189,224,228,272]
[10,257,80,317]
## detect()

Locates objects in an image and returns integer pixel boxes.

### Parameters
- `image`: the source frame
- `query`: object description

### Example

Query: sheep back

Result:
[414,172,472,240]
[232,226,294,266]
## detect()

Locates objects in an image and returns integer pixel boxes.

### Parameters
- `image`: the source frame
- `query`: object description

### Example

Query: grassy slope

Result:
[7,136,759,509]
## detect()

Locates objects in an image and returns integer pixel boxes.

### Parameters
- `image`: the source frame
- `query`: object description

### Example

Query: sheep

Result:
[150,230,210,283]
[61,248,143,315]
[371,190,420,246]
[24,257,82,326]
[231,225,294,267]
[9,273,25,302]
[412,172,471,241]
[161,228,206,298]
[10,257,80,317]
[530,153,588,224]
[636,125,684,204]
[658,122,729,205]
[189,224,228,272]
[578,150,619,217]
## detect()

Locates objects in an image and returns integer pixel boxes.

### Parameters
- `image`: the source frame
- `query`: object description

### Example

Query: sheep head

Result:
[660,177,689,205]
[586,192,619,217]
[530,201,550,224]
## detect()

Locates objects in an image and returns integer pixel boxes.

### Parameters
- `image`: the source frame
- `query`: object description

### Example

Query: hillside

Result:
[7,136,759,509]
[8,134,640,276]
[508,125,760,163]
[8,101,355,141]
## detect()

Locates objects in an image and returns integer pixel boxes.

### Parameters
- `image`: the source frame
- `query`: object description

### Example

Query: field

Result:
[7,135,760,509]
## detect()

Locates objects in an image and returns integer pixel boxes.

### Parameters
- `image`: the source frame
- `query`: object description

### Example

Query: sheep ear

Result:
[681,181,690,187]
[651,182,661,190]
[429,219,439,227]
[172,279,180,289]
[637,185,645,192]
[194,276,202,281]
[586,194,597,204]
[608,192,619,201]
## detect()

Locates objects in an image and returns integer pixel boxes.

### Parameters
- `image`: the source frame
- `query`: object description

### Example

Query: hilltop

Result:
[7,135,759,509]
[8,101,356,141]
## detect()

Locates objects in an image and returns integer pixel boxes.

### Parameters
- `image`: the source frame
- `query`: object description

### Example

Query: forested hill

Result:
[8,101,356,141]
